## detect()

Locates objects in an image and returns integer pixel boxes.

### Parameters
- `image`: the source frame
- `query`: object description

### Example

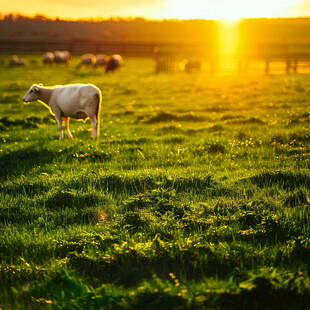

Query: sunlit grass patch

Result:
[225,116,265,125]
[0,92,21,104]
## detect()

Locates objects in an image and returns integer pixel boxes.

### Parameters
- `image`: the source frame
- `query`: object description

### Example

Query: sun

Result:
[162,0,300,20]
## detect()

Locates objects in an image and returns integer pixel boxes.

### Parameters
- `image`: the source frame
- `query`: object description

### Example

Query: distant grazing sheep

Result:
[63,51,71,63]
[42,52,55,64]
[76,54,96,68]
[94,54,107,68]
[184,60,201,73]
[105,54,123,73]
[53,51,71,65]
[10,55,27,67]
[23,83,102,140]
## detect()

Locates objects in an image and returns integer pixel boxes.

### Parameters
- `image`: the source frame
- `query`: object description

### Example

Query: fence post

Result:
[265,59,270,74]
[286,58,291,73]
[293,58,298,73]
[210,57,216,74]
[153,46,159,73]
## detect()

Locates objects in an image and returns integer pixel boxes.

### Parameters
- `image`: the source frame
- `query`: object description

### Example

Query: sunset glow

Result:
[163,0,303,20]
[3,0,310,20]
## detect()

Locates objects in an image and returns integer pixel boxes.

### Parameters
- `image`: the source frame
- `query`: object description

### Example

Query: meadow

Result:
[1,55,310,309]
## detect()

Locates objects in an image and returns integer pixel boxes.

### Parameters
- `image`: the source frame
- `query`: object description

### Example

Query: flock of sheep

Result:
[10,51,123,73]
[76,53,123,73]
[42,51,71,65]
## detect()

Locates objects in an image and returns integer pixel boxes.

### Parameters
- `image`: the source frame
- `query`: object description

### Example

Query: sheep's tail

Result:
[95,88,102,137]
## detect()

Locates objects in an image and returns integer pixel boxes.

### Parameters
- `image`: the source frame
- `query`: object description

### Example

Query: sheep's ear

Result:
[35,87,39,92]
[38,83,43,86]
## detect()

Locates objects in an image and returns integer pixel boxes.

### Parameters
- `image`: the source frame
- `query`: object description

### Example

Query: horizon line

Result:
[2,12,310,23]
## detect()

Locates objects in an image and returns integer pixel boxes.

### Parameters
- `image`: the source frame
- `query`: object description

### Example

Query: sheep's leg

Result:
[67,118,73,139]
[88,114,98,138]
[55,113,63,140]
[63,117,73,139]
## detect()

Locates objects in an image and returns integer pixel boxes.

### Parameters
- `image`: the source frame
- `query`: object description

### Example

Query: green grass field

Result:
[1,55,310,309]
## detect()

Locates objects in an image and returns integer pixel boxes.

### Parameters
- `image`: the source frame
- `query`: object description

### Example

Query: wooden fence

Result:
[237,43,310,73]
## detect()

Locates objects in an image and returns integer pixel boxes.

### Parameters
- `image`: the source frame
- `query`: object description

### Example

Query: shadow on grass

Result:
[0,147,57,179]
[0,115,53,131]
[66,173,217,196]
[241,170,310,190]
[137,112,205,124]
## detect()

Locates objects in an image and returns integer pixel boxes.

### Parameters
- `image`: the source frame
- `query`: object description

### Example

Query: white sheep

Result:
[76,54,96,68]
[94,54,107,68]
[63,51,71,63]
[105,54,123,73]
[10,55,27,66]
[23,83,102,140]
[53,51,71,65]
[42,52,55,64]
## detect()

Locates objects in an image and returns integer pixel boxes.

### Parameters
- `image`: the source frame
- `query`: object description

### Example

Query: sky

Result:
[4,0,310,20]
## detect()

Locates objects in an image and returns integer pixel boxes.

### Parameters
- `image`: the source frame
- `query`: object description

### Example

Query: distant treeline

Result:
[239,18,310,44]
[1,14,309,45]
[238,18,310,60]
[0,14,217,45]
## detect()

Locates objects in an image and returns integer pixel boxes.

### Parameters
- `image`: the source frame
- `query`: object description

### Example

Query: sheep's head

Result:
[23,84,42,104]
